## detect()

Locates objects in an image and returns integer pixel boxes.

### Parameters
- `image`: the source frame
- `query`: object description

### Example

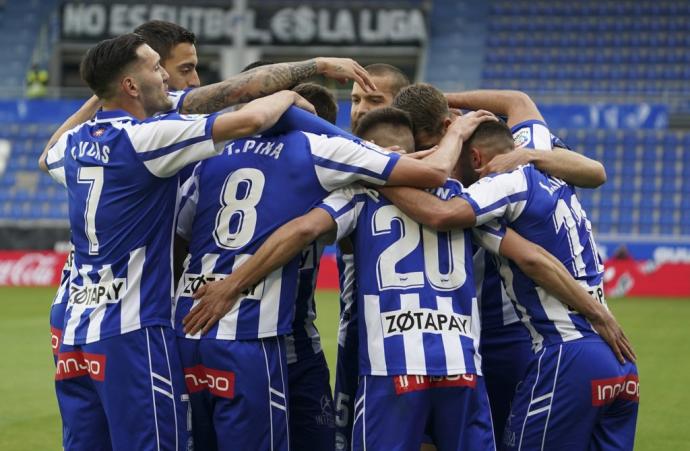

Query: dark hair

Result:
[133,20,196,63]
[364,63,410,96]
[292,83,338,124]
[392,83,449,137]
[463,120,514,155]
[80,33,147,99]
[241,60,275,73]
[353,107,414,138]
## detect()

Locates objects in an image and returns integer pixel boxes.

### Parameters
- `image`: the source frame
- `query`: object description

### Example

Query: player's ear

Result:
[442,116,453,133]
[470,147,480,168]
[121,75,139,98]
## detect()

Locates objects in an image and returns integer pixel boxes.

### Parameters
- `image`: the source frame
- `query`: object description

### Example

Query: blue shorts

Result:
[503,340,638,451]
[287,351,335,450]
[55,326,191,451]
[481,321,534,444]
[178,335,289,451]
[352,374,495,451]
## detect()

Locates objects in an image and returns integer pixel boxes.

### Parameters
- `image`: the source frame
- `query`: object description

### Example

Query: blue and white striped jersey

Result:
[465,163,606,352]
[286,240,326,364]
[318,180,482,377]
[174,131,399,341]
[52,245,74,308]
[476,120,554,331]
[45,109,223,345]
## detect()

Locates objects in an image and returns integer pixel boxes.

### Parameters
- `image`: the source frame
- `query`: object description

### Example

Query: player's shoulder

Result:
[511,119,551,149]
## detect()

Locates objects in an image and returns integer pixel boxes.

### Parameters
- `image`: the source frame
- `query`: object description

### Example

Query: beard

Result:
[140,80,174,117]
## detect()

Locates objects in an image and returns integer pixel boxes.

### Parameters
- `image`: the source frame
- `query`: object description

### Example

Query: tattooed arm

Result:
[181,57,374,114]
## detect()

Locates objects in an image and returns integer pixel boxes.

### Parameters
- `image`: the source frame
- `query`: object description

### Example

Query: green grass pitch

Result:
[1,287,688,450]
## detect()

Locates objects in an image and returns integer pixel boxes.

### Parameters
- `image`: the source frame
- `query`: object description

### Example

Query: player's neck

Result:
[101,97,147,121]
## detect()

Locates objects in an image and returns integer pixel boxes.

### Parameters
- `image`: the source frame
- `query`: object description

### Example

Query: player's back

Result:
[470,164,605,350]
[49,111,221,345]
[175,130,398,340]
[322,180,481,377]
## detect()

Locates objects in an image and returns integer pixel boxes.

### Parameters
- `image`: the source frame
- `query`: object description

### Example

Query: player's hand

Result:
[182,279,241,336]
[315,57,377,92]
[449,109,497,141]
[291,92,316,115]
[589,310,637,364]
[477,148,534,177]
[405,146,438,159]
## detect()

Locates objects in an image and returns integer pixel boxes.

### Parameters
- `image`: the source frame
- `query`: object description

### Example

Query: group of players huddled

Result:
[39,20,639,451]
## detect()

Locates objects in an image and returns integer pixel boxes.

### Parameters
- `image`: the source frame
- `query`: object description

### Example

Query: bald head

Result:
[350,63,410,131]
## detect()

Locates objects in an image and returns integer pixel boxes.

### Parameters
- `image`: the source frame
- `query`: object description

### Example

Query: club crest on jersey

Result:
[380,308,472,337]
[92,128,105,138]
[68,279,127,307]
[513,128,531,148]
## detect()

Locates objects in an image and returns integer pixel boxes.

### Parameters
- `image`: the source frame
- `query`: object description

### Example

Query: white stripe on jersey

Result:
[63,264,93,344]
[437,296,466,374]
[120,246,145,337]
[534,286,584,343]
[470,296,483,374]
[363,295,387,376]
[337,254,356,348]
[497,257,544,352]
[85,265,114,342]
[186,253,220,339]
[258,265,282,339]
[467,168,529,226]
[305,133,395,191]
[400,294,426,373]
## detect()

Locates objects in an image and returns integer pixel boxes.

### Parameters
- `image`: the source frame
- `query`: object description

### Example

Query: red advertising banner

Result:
[0,251,68,287]
[603,260,690,298]
[2,251,689,299]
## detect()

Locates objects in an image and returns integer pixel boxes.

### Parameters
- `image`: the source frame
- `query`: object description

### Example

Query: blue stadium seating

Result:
[483,0,690,97]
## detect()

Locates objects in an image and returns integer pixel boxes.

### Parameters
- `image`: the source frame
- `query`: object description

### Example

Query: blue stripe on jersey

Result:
[288,242,324,363]
[474,191,529,216]
[47,158,64,170]
[311,153,399,182]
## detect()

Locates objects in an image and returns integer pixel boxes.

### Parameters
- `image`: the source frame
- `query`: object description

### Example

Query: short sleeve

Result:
[305,133,400,191]
[317,186,368,241]
[45,129,73,187]
[464,169,529,225]
[126,112,223,178]
[472,220,507,255]
[176,164,201,240]
[167,89,193,112]
[511,119,553,150]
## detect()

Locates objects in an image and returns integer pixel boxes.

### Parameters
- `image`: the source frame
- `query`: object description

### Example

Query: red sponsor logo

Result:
[55,351,106,381]
[0,251,67,286]
[393,374,477,395]
[184,365,235,399]
[50,327,62,355]
[591,374,639,406]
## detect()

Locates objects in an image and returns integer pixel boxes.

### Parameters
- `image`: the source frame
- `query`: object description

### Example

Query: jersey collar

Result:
[93,109,137,124]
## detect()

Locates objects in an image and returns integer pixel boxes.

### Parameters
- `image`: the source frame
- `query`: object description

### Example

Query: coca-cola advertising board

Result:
[0,251,68,286]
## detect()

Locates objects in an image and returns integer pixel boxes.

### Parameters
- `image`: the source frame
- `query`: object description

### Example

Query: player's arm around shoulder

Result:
[378,184,475,231]
[211,91,315,142]
[183,205,337,337]
[497,228,636,364]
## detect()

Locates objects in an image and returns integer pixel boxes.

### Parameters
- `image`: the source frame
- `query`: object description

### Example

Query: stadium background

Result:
[0,0,688,449]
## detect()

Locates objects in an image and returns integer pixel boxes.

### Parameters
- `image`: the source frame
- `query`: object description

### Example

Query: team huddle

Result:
[40,20,638,451]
